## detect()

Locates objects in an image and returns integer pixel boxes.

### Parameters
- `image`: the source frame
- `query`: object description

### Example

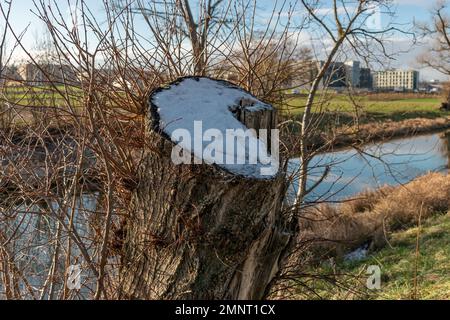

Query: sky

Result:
[2,0,448,81]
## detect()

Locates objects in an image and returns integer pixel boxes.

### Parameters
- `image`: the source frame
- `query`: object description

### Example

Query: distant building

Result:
[359,67,373,89]
[419,80,443,93]
[345,61,361,88]
[0,65,23,86]
[320,61,347,88]
[259,58,373,91]
[373,69,419,92]
[18,64,45,85]
[18,63,79,86]
[319,60,372,89]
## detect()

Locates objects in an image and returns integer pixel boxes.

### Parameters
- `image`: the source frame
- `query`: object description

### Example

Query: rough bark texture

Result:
[120,77,289,300]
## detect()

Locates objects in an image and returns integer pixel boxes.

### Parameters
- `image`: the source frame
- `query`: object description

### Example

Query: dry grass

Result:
[300,173,450,259]
[285,115,450,153]
[314,116,450,150]
[364,93,440,101]
[341,117,450,142]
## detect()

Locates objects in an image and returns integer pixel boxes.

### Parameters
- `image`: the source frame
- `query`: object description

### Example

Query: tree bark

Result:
[119,77,289,300]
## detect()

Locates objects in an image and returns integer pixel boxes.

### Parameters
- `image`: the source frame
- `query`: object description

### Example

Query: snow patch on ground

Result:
[344,244,369,262]
[152,78,279,179]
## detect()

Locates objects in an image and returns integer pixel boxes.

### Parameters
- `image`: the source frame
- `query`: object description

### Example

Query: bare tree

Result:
[266,0,416,298]
[418,1,450,108]
[119,0,235,76]
[294,0,403,205]
[0,0,408,300]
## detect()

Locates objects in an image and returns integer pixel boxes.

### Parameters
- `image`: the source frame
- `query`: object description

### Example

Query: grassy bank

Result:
[295,172,450,299]
[351,213,450,299]
[281,94,450,150]
[296,213,450,299]
[329,117,450,148]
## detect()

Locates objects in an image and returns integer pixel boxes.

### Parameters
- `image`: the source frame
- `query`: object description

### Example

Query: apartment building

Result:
[320,61,347,88]
[373,69,419,91]
[344,61,361,88]
[359,67,373,89]
[18,63,79,85]
[319,60,372,89]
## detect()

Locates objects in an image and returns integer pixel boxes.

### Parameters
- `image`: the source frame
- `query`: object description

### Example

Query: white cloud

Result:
[314,6,353,16]
[392,0,433,8]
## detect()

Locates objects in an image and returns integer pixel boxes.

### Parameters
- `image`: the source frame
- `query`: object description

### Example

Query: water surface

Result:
[290,130,450,202]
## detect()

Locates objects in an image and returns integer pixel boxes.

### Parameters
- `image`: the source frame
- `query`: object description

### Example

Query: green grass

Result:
[1,85,82,106]
[296,213,450,300]
[282,95,448,124]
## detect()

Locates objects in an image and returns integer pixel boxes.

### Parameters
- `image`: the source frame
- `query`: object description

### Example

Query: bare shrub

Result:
[0,0,422,300]
[374,173,450,228]
[0,0,309,299]
[300,173,450,259]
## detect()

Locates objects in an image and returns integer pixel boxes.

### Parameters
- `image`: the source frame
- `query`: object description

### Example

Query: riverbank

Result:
[300,172,450,259]
[282,115,450,153]
[294,172,450,299]
[281,94,450,152]
[316,116,450,150]
[336,213,450,299]
[295,212,450,299]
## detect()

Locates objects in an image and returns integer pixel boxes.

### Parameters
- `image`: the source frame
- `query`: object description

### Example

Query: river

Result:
[289,130,450,202]
[2,129,449,298]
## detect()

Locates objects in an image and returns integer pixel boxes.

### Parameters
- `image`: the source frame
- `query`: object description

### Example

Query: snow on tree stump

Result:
[120,77,289,300]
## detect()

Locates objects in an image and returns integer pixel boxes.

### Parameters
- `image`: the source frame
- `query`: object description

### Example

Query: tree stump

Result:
[120,77,289,300]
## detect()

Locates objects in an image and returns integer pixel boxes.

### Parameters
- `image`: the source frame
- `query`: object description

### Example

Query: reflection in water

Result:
[0,194,99,299]
[290,130,450,202]
[444,131,450,168]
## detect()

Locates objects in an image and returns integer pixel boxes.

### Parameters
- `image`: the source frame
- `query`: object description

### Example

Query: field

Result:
[3,87,448,123]
[281,93,447,123]
[0,85,133,126]
[2,87,449,147]
[279,93,450,150]
[1,85,81,104]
